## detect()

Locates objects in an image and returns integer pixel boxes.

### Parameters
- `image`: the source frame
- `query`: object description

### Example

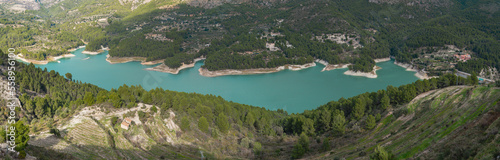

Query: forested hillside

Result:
[3,0,498,75]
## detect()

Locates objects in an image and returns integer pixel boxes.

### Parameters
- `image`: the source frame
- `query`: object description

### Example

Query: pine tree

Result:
[83,92,95,106]
[365,115,376,130]
[380,93,390,110]
[370,145,397,160]
[245,112,255,129]
[319,109,331,131]
[216,113,230,134]
[332,112,346,135]
[65,72,72,80]
[181,116,190,131]
[353,98,366,120]
[198,116,209,134]
[299,132,310,151]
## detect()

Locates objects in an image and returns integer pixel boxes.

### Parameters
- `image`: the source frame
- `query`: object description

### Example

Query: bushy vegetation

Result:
[281,73,474,137]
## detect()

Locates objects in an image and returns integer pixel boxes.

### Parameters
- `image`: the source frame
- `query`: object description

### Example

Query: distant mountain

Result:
[0,0,63,12]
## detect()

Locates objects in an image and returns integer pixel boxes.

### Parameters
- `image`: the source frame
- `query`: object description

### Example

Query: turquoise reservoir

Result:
[32,48,419,113]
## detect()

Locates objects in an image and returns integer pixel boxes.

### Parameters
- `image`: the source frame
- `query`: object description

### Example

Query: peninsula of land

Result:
[82,46,108,55]
[343,65,381,78]
[198,62,316,77]
[144,57,206,74]
[15,53,76,65]
[105,54,164,65]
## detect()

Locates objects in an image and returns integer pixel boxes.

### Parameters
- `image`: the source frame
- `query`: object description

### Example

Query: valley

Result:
[0,0,499,159]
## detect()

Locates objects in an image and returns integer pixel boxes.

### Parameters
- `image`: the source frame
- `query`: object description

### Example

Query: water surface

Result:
[32,48,419,113]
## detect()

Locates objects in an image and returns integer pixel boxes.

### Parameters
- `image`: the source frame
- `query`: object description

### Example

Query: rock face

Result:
[0,0,62,12]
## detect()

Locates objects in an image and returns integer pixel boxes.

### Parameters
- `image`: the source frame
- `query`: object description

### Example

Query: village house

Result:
[454,53,471,62]
[121,118,133,130]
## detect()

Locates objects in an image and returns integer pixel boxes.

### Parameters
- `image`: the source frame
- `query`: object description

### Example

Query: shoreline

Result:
[315,59,350,72]
[317,57,390,72]
[82,46,108,55]
[51,54,76,61]
[105,54,165,65]
[82,49,105,55]
[16,45,105,65]
[68,45,85,52]
[374,57,391,63]
[343,65,380,78]
[198,62,316,77]
[394,61,436,80]
[144,57,206,74]
[16,53,76,65]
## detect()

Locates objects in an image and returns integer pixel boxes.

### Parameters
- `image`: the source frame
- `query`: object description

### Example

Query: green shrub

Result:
[240,137,251,148]
[321,138,331,152]
[370,145,397,160]
[150,106,158,113]
[291,143,306,159]
[365,115,376,130]
[49,128,61,137]
[111,117,118,126]
[18,150,26,159]
[253,142,262,155]
[299,132,309,151]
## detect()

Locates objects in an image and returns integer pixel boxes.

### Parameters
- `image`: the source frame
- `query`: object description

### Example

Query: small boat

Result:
[83,57,90,60]
[57,61,61,63]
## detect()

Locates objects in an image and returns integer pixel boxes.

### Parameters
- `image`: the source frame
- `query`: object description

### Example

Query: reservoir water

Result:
[32,48,419,113]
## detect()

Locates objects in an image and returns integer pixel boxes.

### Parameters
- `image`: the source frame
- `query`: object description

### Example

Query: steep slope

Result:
[311,86,500,159]
[22,86,500,159]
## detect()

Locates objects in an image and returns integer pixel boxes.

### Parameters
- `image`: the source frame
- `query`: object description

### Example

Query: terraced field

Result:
[314,86,500,159]
[25,86,499,160]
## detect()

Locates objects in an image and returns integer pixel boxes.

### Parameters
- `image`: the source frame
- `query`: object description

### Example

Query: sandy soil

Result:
[343,65,380,78]
[16,53,75,65]
[374,57,391,63]
[105,55,147,64]
[51,54,76,61]
[81,50,104,55]
[67,45,85,52]
[144,57,206,74]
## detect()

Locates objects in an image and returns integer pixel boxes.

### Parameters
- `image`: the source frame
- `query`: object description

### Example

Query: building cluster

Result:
[121,118,133,130]
[144,33,173,42]
[454,53,471,62]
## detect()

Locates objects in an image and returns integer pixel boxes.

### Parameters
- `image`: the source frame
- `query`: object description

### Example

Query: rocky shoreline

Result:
[198,62,316,77]
[82,46,108,55]
[374,57,391,63]
[343,66,381,78]
[317,57,390,72]
[394,61,436,80]
[14,45,87,64]
[144,57,206,74]
[15,53,75,65]
[105,54,165,65]
[68,45,85,52]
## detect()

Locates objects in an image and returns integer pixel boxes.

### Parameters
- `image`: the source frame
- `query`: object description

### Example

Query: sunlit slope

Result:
[314,86,500,159]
